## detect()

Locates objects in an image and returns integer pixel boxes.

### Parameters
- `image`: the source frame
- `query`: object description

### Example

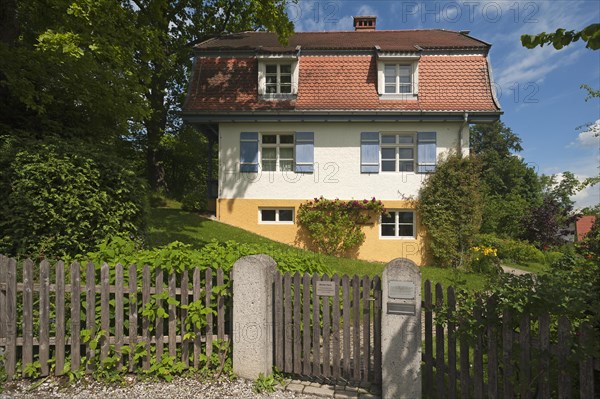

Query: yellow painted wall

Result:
[217,198,427,265]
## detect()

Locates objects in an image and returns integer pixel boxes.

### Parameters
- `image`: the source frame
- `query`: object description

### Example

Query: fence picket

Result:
[100,263,110,362]
[22,259,34,373]
[293,272,302,374]
[447,286,457,399]
[155,269,164,362]
[372,276,382,385]
[193,267,201,368]
[115,264,124,367]
[487,296,498,399]
[424,280,433,397]
[142,265,151,370]
[217,268,225,362]
[519,314,531,399]
[274,271,283,370]
[557,316,571,399]
[0,255,6,342]
[332,274,341,380]
[55,261,65,375]
[459,314,470,399]
[502,309,514,399]
[538,312,550,399]
[180,270,189,367]
[5,257,17,379]
[435,283,445,398]
[352,275,360,382]
[302,273,311,375]
[128,264,137,372]
[283,272,293,373]
[342,275,351,379]
[322,274,331,378]
[312,273,321,376]
[168,272,177,357]
[204,268,212,365]
[473,300,483,399]
[40,260,50,376]
[579,322,594,399]
[362,275,371,383]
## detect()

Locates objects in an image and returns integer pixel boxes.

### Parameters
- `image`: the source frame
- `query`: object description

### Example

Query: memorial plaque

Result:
[387,302,416,316]
[316,281,335,296]
[388,281,415,299]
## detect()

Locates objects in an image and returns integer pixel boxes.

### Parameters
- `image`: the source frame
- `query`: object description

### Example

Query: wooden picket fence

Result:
[273,272,382,386]
[0,255,230,379]
[421,280,598,399]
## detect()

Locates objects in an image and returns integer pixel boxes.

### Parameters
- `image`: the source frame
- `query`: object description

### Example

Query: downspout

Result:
[459,112,469,156]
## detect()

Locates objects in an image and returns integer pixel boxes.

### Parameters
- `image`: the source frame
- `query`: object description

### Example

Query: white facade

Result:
[218,121,468,200]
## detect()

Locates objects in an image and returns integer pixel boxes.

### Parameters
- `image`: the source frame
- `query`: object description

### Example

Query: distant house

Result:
[182,16,501,265]
[575,215,597,241]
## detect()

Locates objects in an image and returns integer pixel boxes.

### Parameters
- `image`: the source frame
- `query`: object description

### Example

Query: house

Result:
[575,215,597,242]
[182,16,501,265]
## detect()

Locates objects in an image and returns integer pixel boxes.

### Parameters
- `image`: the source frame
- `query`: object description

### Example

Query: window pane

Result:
[262,147,276,159]
[266,84,277,94]
[262,160,276,171]
[399,161,414,172]
[399,66,410,76]
[280,160,293,171]
[398,225,413,237]
[381,148,395,160]
[280,84,292,94]
[385,75,396,84]
[280,64,292,74]
[261,210,276,221]
[280,135,294,144]
[398,148,413,159]
[266,76,278,84]
[381,224,396,237]
[381,161,395,172]
[262,135,277,144]
[381,135,396,144]
[279,147,293,159]
[280,75,292,84]
[385,85,396,94]
[398,135,413,144]
[384,64,396,77]
[398,212,414,223]
[279,209,293,221]
[266,65,277,74]
[399,76,411,84]
[382,212,395,224]
[399,84,412,94]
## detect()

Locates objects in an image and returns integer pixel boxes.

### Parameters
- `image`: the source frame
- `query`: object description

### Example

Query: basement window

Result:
[259,208,295,224]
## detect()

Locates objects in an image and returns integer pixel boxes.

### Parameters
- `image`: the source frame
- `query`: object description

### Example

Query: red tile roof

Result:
[576,215,597,241]
[184,55,499,112]
[194,30,490,53]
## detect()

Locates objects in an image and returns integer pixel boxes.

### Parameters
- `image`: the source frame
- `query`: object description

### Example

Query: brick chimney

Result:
[353,16,376,31]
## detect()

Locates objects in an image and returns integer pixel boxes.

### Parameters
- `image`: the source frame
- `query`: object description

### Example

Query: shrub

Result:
[181,190,207,212]
[473,234,546,264]
[417,154,483,267]
[469,245,501,275]
[0,138,147,259]
[297,197,386,256]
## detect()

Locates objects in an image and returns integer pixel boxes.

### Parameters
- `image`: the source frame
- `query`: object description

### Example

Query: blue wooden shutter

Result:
[295,132,314,173]
[417,132,437,173]
[240,132,259,172]
[361,132,380,173]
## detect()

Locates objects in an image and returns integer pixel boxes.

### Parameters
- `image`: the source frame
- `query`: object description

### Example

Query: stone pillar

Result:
[232,254,276,380]
[381,258,422,399]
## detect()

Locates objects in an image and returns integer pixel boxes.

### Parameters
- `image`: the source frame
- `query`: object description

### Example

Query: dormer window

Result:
[377,56,419,99]
[258,57,299,99]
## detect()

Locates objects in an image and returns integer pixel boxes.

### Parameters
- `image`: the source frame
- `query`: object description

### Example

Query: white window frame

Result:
[379,210,416,239]
[258,56,299,99]
[377,56,419,99]
[258,208,295,224]
[260,133,295,172]
[380,132,416,173]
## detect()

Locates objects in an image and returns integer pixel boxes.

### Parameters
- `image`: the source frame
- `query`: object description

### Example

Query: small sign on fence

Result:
[315,281,335,296]
[388,281,415,299]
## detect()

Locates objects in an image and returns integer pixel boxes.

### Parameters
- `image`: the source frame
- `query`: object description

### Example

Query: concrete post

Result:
[232,254,277,380]
[381,258,422,399]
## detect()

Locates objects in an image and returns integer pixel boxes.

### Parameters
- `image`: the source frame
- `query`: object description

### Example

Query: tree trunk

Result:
[145,81,168,192]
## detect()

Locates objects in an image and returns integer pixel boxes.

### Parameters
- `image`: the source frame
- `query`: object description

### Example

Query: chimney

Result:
[353,16,376,31]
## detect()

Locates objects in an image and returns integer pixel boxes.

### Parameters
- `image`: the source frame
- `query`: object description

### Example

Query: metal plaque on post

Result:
[388,281,415,299]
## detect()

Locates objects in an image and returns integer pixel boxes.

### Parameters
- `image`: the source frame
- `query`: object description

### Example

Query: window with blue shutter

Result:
[295,132,314,173]
[240,132,259,172]
[361,132,380,173]
[417,132,437,173]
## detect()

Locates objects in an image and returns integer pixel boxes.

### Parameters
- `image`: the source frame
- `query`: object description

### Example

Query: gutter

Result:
[459,112,469,155]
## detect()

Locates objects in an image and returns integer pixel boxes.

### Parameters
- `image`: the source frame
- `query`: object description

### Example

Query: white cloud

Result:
[576,120,600,147]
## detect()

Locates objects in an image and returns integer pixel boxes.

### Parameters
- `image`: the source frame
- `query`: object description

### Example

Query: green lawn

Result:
[147,206,487,292]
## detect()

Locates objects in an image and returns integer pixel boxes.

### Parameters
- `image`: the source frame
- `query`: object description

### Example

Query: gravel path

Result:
[0,376,321,399]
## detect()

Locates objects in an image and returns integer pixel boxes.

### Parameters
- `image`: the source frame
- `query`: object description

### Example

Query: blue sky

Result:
[287,0,600,208]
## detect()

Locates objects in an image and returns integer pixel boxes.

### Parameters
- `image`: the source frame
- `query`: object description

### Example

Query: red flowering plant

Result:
[297,196,386,256]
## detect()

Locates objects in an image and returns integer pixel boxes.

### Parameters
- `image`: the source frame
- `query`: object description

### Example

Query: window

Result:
[384,64,413,94]
[380,134,415,172]
[259,208,294,224]
[261,133,294,172]
[265,64,292,94]
[380,211,415,238]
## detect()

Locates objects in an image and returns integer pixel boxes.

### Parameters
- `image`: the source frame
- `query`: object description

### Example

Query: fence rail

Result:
[421,280,598,399]
[0,255,230,379]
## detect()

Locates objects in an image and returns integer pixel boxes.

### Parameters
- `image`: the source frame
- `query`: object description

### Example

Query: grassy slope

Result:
[147,206,487,291]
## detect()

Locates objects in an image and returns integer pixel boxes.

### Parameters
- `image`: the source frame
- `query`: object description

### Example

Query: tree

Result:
[521,23,600,50]
[417,153,483,267]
